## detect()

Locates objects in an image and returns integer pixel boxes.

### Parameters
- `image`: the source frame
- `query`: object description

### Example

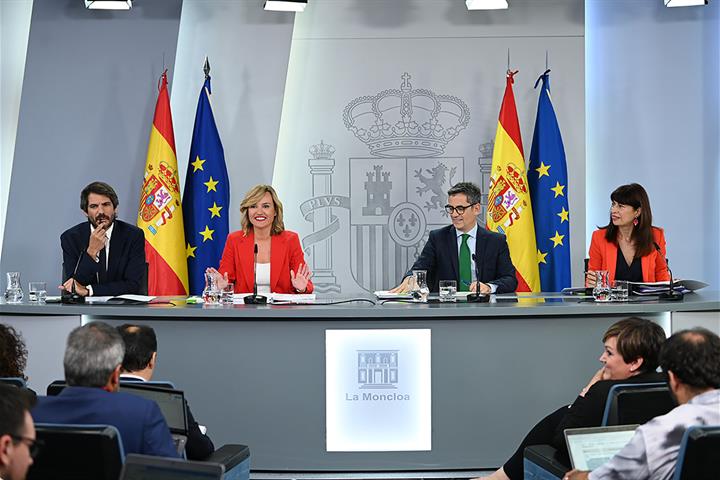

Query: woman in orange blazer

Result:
[587,183,670,284]
[207,184,313,294]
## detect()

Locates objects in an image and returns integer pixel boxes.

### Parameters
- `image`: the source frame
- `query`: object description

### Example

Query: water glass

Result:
[28,282,47,303]
[221,283,235,305]
[439,280,457,302]
[592,270,611,302]
[411,270,429,303]
[4,272,24,304]
[611,280,629,302]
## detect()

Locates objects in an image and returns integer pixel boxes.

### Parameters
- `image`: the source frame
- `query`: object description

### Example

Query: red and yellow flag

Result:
[137,71,189,295]
[486,71,540,292]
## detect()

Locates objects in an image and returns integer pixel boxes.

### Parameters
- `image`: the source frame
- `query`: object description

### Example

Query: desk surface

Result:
[1,290,718,319]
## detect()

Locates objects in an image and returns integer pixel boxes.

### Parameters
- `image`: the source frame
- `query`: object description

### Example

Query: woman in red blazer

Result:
[207,184,313,294]
[587,183,670,284]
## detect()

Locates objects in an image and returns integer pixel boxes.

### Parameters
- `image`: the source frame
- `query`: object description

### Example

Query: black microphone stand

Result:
[61,249,86,304]
[654,242,683,301]
[243,244,267,304]
[466,253,489,303]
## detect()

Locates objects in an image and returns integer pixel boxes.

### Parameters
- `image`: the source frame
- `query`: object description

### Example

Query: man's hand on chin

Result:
[60,278,89,297]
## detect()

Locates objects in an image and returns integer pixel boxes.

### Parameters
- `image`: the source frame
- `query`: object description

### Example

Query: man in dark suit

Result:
[32,322,179,458]
[0,384,37,480]
[60,181,145,297]
[117,323,215,460]
[391,182,517,294]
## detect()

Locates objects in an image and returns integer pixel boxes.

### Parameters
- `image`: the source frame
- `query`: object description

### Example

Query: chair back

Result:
[46,379,177,396]
[0,376,26,387]
[602,382,675,426]
[28,423,125,480]
[674,425,720,480]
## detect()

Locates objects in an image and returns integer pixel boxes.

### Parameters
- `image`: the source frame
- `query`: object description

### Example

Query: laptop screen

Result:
[119,384,187,435]
[564,425,638,471]
[120,454,224,480]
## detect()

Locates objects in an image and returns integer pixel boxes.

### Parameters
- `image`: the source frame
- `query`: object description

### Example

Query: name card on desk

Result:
[325,329,431,452]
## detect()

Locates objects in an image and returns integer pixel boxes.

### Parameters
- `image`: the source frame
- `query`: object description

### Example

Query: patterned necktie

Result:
[459,233,471,292]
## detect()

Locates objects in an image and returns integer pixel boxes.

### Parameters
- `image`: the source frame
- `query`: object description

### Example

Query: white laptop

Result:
[564,424,639,471]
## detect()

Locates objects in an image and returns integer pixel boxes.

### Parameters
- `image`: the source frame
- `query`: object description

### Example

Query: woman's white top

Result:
[256,263,271,294]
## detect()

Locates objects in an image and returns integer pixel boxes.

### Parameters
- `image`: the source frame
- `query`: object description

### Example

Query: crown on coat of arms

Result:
[343,73,470,158]
[309,140,336,160]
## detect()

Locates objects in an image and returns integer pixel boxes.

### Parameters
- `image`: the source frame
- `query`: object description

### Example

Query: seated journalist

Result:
[479,317,666,480]
[0,384,37,480]
[566,327,720,480]
[60,181,145,297]
[0,324,28,382]
[207,184,313,294]
[32,322,179,458]
[117,323,215,460]
[390,182,517,294]
[586,183,670,285]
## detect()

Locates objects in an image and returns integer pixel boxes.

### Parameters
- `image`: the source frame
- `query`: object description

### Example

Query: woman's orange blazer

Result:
[588,227,670,283]
[218,229,314,294]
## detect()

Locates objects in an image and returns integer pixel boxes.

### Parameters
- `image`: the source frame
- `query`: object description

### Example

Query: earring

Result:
[633,217,639,227]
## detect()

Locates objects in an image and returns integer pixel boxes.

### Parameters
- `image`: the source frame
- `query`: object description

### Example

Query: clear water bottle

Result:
[412,270,429,303]
[592,270,611,302]
[4,272,24,304]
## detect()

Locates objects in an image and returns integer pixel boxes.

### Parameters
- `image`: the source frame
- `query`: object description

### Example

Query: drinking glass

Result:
[592,270,611,302]
[4,272,23,304]
[611,280,629,302]
[202,272,221,305]
[28,282,47,303]
[411,270,429,303]
[439,280,457,302]
[221,283,235,305]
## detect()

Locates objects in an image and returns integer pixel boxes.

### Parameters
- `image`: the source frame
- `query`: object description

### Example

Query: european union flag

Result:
[182,75,230,295]
[528,72,571,291]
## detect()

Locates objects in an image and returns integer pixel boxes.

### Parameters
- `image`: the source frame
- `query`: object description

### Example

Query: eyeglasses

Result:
[11,434,44,459]
[444,203,478,215]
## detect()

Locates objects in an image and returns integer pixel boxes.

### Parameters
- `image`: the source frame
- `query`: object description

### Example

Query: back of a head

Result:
[117,324,157,372]
[660,328,720,391]
[0,383,35,438]
[0,324,28,379]
[64,322,125,387]
[603,317,666,372]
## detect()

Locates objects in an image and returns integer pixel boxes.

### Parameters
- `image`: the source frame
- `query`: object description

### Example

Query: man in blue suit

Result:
[32,322,179,458]
[391,182,517,294]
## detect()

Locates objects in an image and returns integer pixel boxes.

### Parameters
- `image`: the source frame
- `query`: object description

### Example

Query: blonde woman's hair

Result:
[240,184,285,235]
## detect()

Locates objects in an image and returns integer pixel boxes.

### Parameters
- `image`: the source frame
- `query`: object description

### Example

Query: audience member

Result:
[566,327,720,480]
[0,324,28,380]
[480,317,666,480]
[0,384,38,480]
[117,323,215,460]
[31,322,179,458]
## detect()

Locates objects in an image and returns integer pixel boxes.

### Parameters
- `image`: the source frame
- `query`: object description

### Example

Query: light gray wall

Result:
[0,0,183,287]
[586,0,720,287]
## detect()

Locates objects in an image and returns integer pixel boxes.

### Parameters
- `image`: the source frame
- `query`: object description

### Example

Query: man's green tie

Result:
[459,233,472,292]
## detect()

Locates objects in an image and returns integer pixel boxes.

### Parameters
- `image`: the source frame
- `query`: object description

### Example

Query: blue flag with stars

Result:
[528,71,571,291]
[182,76,230,295]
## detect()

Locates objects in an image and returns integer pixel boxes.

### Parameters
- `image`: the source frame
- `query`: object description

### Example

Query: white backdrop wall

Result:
[273,0,585,294]
[586,0,719,287]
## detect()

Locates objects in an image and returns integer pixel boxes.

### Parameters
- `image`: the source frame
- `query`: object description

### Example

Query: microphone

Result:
[654,242,683,301]
[61,247,86,304]
[466,253,489,303]
[243,243,267,305]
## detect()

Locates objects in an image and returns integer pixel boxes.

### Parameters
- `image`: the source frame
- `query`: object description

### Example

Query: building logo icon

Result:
[357,350,398,389]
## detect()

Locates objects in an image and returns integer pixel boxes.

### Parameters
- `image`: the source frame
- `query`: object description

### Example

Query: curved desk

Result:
[2,292,718,473]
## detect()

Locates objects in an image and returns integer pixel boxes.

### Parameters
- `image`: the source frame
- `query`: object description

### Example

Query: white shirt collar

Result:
[455,223,478,239]
[119,373,147,381]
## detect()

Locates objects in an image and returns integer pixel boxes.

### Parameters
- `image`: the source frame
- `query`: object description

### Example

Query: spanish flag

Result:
[137,71,189,295]
[486,71,540,292]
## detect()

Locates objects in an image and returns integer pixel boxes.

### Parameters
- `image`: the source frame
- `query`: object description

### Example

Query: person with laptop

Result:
[0,384,38,480]
[478,317,666,480]
[31,322,179,458]
[117,324,215,460]
[565,327,720,480]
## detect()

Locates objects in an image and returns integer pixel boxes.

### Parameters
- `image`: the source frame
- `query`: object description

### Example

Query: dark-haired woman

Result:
[478,318,666,480]
[0,324,28,380]
[587,183,670,285]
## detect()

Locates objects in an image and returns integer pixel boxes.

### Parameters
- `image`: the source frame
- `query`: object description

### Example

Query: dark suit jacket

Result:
[119,376,215,461]
[32,386,179,458]
[406,224,518,293]
[61,219,146,296]
[551,371,666,450]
